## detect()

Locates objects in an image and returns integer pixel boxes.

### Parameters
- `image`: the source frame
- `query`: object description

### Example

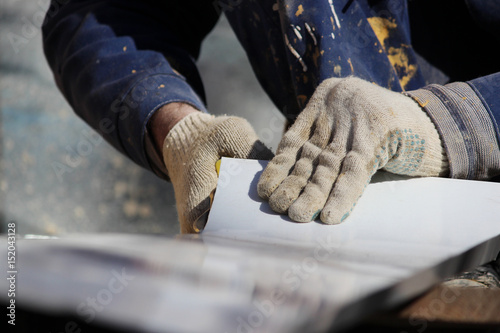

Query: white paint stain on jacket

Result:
[328,0,341,29]
[291,24,303,40]
[304,23,317,45]
[284,34,308,72]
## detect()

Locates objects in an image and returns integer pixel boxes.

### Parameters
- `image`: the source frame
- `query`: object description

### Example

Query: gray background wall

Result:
[0,0,285,236]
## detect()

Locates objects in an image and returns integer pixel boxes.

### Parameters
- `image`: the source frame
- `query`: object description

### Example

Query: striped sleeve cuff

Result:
[405,82,500,180]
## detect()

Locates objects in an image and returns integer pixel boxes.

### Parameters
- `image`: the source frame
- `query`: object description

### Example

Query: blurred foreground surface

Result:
[0,1,283,236]
[1,233,499,333]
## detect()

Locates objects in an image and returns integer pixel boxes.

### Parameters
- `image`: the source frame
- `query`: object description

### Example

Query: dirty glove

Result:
[163,112,274,233]
[258,76,449,224]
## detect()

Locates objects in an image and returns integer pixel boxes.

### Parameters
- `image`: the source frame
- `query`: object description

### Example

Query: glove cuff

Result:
[162,112,214,176]
[382,95,450,177]
[412,108,450,177]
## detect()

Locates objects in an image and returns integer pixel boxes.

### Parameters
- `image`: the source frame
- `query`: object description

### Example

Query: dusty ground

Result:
[0,1,284,236]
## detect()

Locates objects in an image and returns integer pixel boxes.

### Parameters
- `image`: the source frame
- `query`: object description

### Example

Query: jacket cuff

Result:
[144,130,170,181]
[405,82,500,180]
[116,74,207,178]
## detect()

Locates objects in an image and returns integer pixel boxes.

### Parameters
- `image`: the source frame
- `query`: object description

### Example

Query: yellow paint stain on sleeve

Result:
[367,17,417,89]
[387,46,417,89]
[297,94,308,106]
[413,96,429,108]
[347,58,354,73]
[367,17,397,49]
[489,143,495,155]
[123,46,127,52]
[330,17,336,30]
[295,4,304,16]
[334,64,342,75]
[312,47,322,68]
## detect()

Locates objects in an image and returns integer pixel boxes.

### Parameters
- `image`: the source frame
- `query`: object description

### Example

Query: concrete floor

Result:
[0,1,285,236]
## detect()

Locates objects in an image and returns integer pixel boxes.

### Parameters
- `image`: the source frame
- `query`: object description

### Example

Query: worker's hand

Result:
[163,112,274,233]
[258,76,449,224]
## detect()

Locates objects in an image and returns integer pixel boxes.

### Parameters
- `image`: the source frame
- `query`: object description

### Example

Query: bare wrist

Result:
[148,102,199,153]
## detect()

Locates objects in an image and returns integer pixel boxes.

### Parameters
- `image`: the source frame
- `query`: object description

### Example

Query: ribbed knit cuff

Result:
[145,109,210,181]
[162,112,214,176]
[405,82,500,180]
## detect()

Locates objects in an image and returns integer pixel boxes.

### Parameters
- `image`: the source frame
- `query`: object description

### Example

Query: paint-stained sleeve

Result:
[42,0,220,177]
[405,79,500,180]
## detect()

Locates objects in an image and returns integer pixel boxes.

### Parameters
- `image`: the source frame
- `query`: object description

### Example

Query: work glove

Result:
[163,112,274,233]
[258,76,449,224]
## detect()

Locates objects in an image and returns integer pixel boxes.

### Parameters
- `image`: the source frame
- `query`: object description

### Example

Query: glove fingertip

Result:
[288,205,321,223]
[257,159,287,199]
[320,209,345,225]
[257,173,274,199]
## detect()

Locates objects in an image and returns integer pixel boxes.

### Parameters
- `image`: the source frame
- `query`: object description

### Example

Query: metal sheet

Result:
[1,158,500,332]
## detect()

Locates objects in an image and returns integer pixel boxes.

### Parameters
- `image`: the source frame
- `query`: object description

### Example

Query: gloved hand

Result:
[258,76,449,224]
[163,112,274,233]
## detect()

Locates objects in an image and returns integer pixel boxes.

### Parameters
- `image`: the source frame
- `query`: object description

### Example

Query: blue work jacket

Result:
[42,0,500,179]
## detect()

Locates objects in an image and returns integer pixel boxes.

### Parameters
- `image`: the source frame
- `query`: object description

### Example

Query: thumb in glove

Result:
[163,112,274,233]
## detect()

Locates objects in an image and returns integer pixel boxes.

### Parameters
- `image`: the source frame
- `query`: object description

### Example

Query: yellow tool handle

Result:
[194,159,222,232]
[215,159,222,176]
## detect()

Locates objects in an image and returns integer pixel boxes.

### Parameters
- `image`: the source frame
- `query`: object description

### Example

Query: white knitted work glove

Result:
[258,76,449,224]
[163,112,274,233]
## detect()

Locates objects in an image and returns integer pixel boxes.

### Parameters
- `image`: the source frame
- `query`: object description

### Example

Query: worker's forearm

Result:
[149,103,200,154]
[42,0,214,173]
